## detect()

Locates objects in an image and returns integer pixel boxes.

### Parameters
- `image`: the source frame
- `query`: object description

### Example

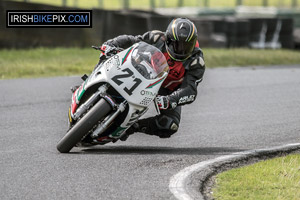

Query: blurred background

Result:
[1,0,300,49]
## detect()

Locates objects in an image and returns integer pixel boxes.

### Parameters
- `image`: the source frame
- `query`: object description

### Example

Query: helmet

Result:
[165,18,198,61]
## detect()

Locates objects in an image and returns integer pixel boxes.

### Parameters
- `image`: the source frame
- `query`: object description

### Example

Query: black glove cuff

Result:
[168,96,177,109]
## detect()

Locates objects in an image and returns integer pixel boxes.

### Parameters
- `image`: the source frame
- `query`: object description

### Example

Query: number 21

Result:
[112,68,142,96]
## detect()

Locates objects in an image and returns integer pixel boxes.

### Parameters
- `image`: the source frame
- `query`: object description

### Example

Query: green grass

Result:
[11,0,298,9]
[0,48,99,79]
[0,48,300,79]
[212,154,300,200]
[204,48,300,67]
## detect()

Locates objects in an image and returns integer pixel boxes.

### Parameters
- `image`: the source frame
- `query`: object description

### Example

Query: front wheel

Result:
[57,98,112,153]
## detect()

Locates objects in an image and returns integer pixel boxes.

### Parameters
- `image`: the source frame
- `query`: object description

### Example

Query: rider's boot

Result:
[119,117,156,141]
[123,115,179,139]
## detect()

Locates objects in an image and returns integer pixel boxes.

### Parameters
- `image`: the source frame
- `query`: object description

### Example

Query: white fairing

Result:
[81,42,169,138]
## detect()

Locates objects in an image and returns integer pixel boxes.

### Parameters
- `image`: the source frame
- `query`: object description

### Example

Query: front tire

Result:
[57,98,112,153]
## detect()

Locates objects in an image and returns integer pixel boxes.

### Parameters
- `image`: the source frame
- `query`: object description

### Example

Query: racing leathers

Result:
[103,30,205,138]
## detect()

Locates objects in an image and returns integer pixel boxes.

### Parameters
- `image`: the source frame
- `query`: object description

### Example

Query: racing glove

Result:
[100,44,118,57]
[156,95,170,110]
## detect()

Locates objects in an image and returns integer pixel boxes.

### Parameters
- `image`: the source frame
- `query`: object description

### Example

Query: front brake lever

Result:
[92,45,101,51]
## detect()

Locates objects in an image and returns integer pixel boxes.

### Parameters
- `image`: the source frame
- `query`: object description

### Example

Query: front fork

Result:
[90,100,127,139]
[71,84,109,121]
[70,83,127,139]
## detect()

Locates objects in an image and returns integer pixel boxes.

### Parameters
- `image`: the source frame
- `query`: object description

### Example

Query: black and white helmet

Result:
[165,18,198,61]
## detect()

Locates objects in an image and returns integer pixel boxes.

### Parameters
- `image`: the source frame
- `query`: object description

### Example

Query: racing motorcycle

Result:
[57,42,169,153]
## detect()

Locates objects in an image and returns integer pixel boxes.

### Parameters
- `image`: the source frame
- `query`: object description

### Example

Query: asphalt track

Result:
[1,65,300,200]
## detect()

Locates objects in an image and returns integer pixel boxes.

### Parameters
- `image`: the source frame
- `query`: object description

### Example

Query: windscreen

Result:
[131,42,169,80]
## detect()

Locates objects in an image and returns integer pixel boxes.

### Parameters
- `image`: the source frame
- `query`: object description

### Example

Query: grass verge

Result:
[212,153,300,200]
[0,48,300,79]
[0,48,99,79]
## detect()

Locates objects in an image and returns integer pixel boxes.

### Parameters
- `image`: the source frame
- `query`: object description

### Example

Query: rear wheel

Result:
[57,98,112,153]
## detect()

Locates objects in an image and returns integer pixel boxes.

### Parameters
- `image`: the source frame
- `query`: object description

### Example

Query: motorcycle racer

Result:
[101,17,205,139]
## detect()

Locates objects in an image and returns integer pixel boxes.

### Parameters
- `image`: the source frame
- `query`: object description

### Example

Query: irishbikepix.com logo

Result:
[6,10,92,28]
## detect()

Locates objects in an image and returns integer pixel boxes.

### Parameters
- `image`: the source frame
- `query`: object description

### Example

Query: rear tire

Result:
[57,98,112,153]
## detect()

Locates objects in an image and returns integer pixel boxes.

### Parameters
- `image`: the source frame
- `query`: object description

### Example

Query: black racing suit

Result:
[104,30,205,138]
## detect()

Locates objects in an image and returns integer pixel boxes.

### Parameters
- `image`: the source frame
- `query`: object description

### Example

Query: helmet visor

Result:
[166,38,195,61]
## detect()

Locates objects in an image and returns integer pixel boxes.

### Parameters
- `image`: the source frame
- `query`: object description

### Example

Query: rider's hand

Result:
[100,44,118,57]
[156,95,170,110]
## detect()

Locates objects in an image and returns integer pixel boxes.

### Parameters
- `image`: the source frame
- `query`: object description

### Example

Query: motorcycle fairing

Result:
[69,42,169,140]
[70,80,87,117]
[82,43,168,108]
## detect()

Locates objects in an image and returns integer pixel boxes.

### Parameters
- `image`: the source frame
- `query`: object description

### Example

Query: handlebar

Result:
[91,45,103,52]
[91,45,124,54]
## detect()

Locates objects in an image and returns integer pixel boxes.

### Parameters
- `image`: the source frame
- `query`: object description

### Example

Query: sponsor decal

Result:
[140,90,157,97]
[178,95,195,104]
[104,55,120,71]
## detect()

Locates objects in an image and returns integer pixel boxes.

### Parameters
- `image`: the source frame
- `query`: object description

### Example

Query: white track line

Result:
[169,143,300,200]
